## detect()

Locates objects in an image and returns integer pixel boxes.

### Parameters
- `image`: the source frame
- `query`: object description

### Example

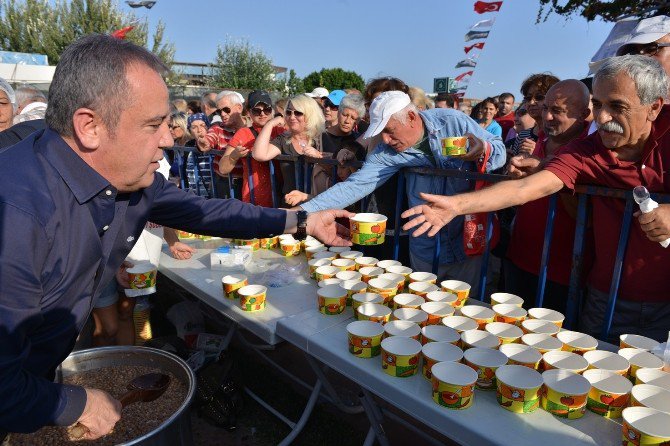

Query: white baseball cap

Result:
[308,87,329,98]
[625,15,670,45]
[363,91,411,139]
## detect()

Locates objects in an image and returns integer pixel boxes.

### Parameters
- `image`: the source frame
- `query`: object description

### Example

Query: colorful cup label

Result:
[496,381,540,413]
[465,360,498,390]
[540,386,587,419]
[318,295,347,315]
[381,349,419,377]
[351,220,386,245]
[586,388,629,418]
[223,279,248,300]
[441,137,468,157]
[348,333,382,358]
[431,378,474,409]
[240,293,265,311]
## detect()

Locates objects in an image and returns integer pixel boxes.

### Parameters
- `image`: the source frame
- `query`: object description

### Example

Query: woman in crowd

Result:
[187,99,201,115]
[477,97,503,137]
[285,93,367,206]
[171,98,188,114]
[167,111,190,177]
[323,90,346,128]
[275,97,288,118]
[516,73,560,155]
[218,90,284,207]
[408,86,433,110]
[0,78,15,132]
[253,94,325,206]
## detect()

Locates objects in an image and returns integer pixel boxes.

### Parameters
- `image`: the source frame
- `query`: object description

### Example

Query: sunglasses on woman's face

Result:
[523,94,545,103]
[324,100,339,110]
[516,108,528,117]
[251,106,273,116]
[285,109,304,117]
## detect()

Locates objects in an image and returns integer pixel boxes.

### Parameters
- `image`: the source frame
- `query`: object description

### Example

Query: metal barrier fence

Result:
[165,145,670,340]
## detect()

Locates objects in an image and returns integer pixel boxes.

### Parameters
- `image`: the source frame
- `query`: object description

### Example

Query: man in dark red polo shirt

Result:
[495,92,516,140]
[505,79,592,314]
[402,55,670,342]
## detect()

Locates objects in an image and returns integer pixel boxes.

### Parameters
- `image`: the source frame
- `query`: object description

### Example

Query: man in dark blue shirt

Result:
[0,34,352,440]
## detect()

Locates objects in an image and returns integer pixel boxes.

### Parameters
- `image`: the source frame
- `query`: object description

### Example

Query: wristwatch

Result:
[295,210,308,241]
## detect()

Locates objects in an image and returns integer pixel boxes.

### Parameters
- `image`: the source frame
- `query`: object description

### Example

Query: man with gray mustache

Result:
[402,55,670,342]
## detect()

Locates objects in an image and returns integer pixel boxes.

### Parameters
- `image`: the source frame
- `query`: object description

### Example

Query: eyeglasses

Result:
[251,106,273,116]
[523,94,545,103]
[515,108,528,116]
[217,107,232,115]
[619,42,670,56]
[324,100,339,110]
[285,109,304,117]
[168,125,181,130]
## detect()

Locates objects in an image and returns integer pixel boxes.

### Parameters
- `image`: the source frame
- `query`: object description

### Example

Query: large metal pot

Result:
[61,346,196,446]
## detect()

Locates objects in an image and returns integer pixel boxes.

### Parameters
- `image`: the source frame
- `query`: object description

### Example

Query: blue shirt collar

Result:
[38,128,114,204]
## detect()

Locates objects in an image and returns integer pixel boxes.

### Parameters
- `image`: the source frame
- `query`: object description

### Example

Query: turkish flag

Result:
[111,26,135,40]
[464,42,485,54]
[455,71,474,82]
[474,1,502,13]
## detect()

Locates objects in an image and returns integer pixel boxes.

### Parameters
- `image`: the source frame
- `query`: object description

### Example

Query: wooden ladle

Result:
[69,373,171,440]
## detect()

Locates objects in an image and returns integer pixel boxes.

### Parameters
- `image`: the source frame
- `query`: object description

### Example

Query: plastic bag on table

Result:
[256,261,307,288]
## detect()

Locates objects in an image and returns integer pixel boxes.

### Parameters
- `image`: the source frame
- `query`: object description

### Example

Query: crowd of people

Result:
[1,13,670,441]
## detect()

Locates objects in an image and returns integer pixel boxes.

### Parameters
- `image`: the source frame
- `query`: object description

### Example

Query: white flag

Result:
[469,18,495,30]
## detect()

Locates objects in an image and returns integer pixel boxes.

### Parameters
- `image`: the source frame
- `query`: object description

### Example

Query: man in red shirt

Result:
[495,92,516,140]
[505,80,592,314]
[199,91,246,198]
[402,55,670,341]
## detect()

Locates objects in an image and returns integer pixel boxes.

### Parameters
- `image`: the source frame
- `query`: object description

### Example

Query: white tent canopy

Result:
[0,63,55,84]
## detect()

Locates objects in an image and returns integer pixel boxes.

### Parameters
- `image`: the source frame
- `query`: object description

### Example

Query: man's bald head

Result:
[545,79,590,111]
[541,79,591,141]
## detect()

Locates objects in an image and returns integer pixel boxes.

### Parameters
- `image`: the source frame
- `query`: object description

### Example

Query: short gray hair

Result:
[216,90,243,106]
[392,102,420,125]
[595,55,669,104]
[46,34,168,137]
[15,84,47,107]
[339,94,365,118]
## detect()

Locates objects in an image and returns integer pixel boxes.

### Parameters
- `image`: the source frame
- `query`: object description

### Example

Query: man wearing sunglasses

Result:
[617,16,670,75]
[200,91,246,198]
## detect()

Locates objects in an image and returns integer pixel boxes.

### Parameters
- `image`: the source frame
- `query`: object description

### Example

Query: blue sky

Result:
[131,0,615,99]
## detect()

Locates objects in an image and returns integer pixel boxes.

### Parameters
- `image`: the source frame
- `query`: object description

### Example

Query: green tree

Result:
[302,68,365,93]
[537,0,670,22]
[211,37,281,90]
[284,69,304,96]
[0,0,174,68]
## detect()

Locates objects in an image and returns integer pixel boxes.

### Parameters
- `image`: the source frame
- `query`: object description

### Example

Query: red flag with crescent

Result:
[111,26,135,40]
[474,1,502,14]
[464,42,485,54]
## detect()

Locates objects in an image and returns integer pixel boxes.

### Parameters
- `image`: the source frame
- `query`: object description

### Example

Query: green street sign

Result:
[434,77,448,93]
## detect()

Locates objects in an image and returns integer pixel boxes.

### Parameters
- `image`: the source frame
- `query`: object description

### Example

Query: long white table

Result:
[276,308,622,446]
[160,242,622,446]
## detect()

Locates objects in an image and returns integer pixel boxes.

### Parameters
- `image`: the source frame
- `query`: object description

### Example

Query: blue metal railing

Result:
[164,145,670,340]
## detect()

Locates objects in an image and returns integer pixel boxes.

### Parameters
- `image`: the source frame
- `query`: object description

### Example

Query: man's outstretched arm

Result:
[402,170,565,237]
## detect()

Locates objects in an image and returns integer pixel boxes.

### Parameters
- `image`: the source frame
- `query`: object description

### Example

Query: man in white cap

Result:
[296,91,506,298]
[308,87,329,109]
[617,15,670,74]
